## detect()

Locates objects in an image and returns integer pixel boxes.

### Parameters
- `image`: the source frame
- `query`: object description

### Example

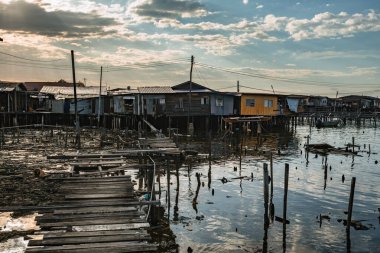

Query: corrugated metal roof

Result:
[0,82,26,92]
[0,87,15,92]
[109,88,138,95]
[174,89,212,93]
[138,86,174,94]
[40,86,106,99]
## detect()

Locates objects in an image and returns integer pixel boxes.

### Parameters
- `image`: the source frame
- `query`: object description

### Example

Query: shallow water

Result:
[158,124,380,252]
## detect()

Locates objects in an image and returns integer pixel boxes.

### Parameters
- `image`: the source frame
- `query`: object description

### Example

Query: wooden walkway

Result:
[26,175,158,253]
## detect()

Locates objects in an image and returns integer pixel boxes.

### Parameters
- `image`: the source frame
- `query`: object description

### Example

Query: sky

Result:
[0,0,380,97]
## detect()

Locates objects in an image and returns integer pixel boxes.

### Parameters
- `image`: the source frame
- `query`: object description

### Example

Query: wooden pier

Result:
[25,175,158,253]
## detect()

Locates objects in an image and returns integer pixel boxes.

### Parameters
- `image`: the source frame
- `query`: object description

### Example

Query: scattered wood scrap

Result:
[305,143,361,156]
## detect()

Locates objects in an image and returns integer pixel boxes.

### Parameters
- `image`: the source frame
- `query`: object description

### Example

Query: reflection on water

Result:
[157,124,380,253]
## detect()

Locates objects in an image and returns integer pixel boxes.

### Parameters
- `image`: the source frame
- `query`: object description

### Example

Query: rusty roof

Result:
[138,86,174,94]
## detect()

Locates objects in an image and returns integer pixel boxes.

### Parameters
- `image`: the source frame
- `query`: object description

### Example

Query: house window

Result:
[216,98,223,107]
[264,100,273,107]
[159,98,165,105]
[246,99,255,107]
[178,98,183,109]
[201,96,209,105]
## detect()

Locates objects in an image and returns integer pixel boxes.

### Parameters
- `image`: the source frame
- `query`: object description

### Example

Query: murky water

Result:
[158,124,380,252]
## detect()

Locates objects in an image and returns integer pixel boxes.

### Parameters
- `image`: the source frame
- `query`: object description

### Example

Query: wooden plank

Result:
[26,241,157,252]
[28,234,151,246]
[39,218,147,227]
[0,201,160,212]
[48,175,131,181]
[37,212,142,222]
[59,183,134,189]
[53,206,138,215]
[72,223,150,232]
[59,189,133,194]
[69,160,129,166]
[38,229,148,239]
[65,193,134,200]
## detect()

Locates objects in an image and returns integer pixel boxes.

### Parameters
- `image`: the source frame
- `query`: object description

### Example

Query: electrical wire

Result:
[0,51,66,62]
[195,61,380,87]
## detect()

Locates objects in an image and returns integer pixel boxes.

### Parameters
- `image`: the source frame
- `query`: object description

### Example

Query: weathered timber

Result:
[37,229,148,238]
[65,193,134,200]
[38,217,147,228]
[26,241,157,253]
[28,233,151,246]
[36,212,142,222]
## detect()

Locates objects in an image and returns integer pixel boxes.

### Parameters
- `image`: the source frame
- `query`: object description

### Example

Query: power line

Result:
[193,64,210,88]
[0,51,66,63]
[195,62,380,87]
[105,60,189,72]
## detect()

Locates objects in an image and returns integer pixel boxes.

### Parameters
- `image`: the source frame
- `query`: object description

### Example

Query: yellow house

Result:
[240,93,279,116]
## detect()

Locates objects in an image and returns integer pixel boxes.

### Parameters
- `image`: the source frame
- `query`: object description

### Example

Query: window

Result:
[246,99,255,107]
[216,98,223,107]
[178,98,183,109]
[264,100,273,107]
[159,98,165,105]
[201,96,209,105]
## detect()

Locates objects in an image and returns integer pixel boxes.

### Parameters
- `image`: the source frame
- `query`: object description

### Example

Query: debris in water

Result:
[221,177,228,184]
[275,216,290,224]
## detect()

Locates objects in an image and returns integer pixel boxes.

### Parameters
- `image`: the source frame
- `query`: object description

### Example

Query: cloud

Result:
[237,66,380,80]
[127,0,208,22]
[243,0,248,4]
[295,50,380,60]
[285,10,380,41]
[256,5,263,9]
[125,32,239,56]
[0,1,119,37]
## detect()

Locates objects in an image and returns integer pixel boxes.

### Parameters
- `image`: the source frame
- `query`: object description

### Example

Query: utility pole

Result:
[98,66,103,128]
[188,55,194,135]
[237,81,240,93]
[71,50,80,149]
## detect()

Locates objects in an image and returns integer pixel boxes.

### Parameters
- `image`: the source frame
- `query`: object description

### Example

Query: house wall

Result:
[138,94,166,116]
[69,99,92,114]
[165,93,211,116]
[210,94,234,116]
[51,100,64,113]
[240,94,278,116]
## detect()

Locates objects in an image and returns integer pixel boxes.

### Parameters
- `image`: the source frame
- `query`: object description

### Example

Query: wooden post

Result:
[352,137,355,153]
[346,177,356,232]
[239,129,243,171]
[187,55,194,135]
[0,128,3,148]
[369,144,371,155]
[98,66,103,128]
[306,135,310,147]
[263,163,269,228]
[270,152,273,200]
[71,50,80,149]
[283,163,289,250]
